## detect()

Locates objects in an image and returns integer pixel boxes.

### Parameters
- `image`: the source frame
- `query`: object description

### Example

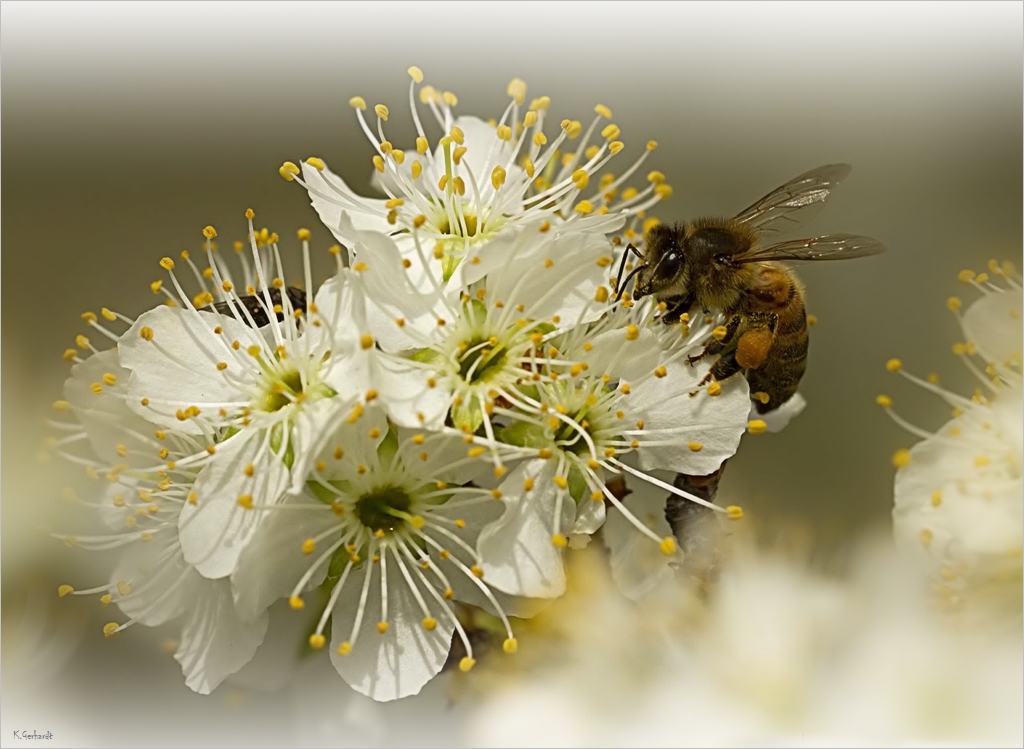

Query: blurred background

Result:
[2,2,1020,745]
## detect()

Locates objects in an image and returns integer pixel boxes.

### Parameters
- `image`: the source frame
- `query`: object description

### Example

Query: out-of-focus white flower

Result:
[885,263,1022,616]
[462,540,1023,747]
[53,349,267,694]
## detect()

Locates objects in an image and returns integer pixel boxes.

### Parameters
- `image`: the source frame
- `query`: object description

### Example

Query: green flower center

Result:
[354,486,413,533]
[458,338,509,384]
[263,369,304,412]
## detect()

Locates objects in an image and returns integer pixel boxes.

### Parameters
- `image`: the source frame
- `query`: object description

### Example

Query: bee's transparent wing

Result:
[735,233,886,263]
[733,164,852,235]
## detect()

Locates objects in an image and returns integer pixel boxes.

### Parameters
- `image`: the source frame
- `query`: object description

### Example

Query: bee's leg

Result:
[694,350,742,390]
[660,293,695,325]
[689,315,741,365]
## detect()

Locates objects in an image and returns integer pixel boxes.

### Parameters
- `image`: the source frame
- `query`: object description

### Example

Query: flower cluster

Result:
[49,72,755,701]
[883,261,1022,619]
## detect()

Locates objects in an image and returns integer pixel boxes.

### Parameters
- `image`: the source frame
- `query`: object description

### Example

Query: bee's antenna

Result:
[613,243,644,300]
[615,265,644,302]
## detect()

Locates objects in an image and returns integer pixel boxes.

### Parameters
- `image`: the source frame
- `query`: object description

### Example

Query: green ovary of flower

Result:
[263,369,304,412]
[354,486,413,534]
[458,339,509,384]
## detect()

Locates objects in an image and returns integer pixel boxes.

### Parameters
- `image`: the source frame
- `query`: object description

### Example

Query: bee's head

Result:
[633,224,689,300]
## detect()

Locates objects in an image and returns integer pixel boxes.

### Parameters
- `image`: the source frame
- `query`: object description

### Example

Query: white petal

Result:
[477,460,575,598]
[226,599,310,693]
[751,392,806,432]
[286,399,351,494]
[111,531,188,626]
[301,161,392,243]
[330,552,455,701]
[373,356,449,431]
[63,350,160,466]
[231,493,337,621]
[175,578,269,695]
[119,306,259,433]
[961,287,1023,366]
[427,500,545,620]
[603,480,676,601]
[630,359,750,475]
[570,494,606,536]
[480,230,612,328]
[583,326,663,384]
[179,429,290,579]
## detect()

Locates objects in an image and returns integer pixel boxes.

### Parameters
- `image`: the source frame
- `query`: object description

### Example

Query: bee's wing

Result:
[734,233,886,263]
[733,164,852,235]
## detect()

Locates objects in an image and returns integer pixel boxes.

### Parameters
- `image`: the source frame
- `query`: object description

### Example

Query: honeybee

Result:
[616,164,885,414]
[204,286,307,328]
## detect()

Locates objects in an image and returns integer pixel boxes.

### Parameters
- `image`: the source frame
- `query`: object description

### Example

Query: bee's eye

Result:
[660,251,681,278]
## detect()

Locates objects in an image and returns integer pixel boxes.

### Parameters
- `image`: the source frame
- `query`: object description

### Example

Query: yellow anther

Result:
[303,156,325,173]
[952,342,966,356]
[100,594,112,606]
[459,656,476,673]
[469,564,484,579]
[442,91,458,106]
[337,641,353,657]
[931,490,943,507]
[646,170,666,185]
[601,123,621,140]
[975,272,989,284]
[301,538,316,555]
[747,419,768,434]
[379,141,393,155]
[58,584,74,598]
[920,528,933,547]
[712,325,729,341]
[551,533,568,548]
[452,146,467,165]
[609,141,625,155]
[372,155,385,173]
[659,537,677,555]
[347,95,368,110]
[537,448,554,460]
[503,637,518,654]
[359,334,375,350]
[706,382,722,396]
[289,596,305,610]
[575,200,594,215]
[507,77,527,104]
[490,165,507,190]
[81,311,98,324]
[452,176,466,195]
[202,225,217,239]
[308,633,326,650]
[974,455,991,467]
[572,168,589,190]
[958,269,975,283]
[563,119,583,139]
[875,394,893,408]
[532,132,547,147]
[237,495,254,509]
[90,382,104,395]
[892,449,911,468]
[297,228,312,242]
[450,125,465,145]
[63,348,78,362]
[646,140,658,151]
[117,580,132,596]
[655,183,673,198]
[726,505,744,520]
[885,358,902,372]
[52,399,72,412]
[553,475,568,490]
[595,103,613,118]
[496,124,513,143]
[653,366,668,379]
[159,257,175,271]
[377,621,389,634]
[524,110,538,128]
[374,104,389,121]
[688,442,704,452]
[410,515,426,530]
[468,446,486,458]
[103,622,120,638]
